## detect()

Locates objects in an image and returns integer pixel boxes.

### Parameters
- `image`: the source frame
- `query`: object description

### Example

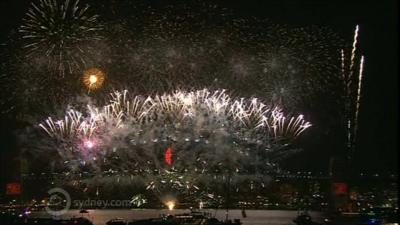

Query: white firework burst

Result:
[19,0,103,76]
[39,89,310,164]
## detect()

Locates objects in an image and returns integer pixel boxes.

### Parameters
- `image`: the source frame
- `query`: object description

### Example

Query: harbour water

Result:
[30,209,325,225]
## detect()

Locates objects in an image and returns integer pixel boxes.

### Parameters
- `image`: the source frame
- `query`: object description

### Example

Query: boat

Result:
[0,216,94,225]
[293,210,331,225]
[107,218,128,225]
[106,210,242,225]
[359,207,398,225]
[80,209,90,213]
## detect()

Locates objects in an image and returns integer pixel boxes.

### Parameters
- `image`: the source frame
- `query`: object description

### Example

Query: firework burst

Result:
[37,89,310,201]
[82,67,106,91]
[40,89,310,143]
[19,0,103,76]
[2,1,345,118]
[37,89,311,194]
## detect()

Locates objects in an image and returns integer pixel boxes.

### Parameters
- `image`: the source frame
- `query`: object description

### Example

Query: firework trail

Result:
[18,0,103,77]
[349,25,360,82]
[340,25,365,160]
[341,49,346,80]
[353,55,364,144]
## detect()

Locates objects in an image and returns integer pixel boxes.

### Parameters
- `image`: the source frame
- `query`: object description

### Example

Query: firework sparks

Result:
[38,89,311,189]
[131,194,147,207]
[100,3,343,107]
[18,0,103,76]
[83,139,95,149]
[40,89,310,141]
[3,1,345,117]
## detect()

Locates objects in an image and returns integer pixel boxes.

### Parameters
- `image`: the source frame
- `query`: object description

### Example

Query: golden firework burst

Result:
[82,68,105,90]
[165,201,175,210]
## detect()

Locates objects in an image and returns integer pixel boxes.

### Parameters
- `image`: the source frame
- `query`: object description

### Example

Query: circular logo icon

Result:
[45,187,71,216]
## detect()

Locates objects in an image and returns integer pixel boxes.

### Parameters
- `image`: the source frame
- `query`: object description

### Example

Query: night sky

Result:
[0,0,398,187]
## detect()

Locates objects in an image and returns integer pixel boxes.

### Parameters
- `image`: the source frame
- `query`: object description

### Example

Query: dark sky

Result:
[0,0,398,185]
[217,0,398,173]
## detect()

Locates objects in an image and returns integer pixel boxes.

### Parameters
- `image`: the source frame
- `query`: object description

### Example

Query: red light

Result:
[332,182,348,195]
[6,183,21,195]
[165,147,173,166]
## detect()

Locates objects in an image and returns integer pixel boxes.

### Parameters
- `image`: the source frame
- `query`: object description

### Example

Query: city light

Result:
[165,201,175,211]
